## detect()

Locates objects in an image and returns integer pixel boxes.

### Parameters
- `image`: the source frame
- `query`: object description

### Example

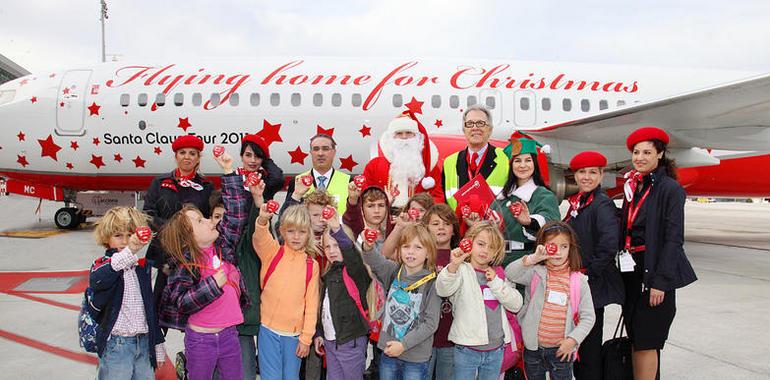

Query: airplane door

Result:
[514,90,536,126]
[56,70,92,135]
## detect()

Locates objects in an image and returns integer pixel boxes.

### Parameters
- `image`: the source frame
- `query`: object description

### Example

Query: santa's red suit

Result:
[362,111,444,207]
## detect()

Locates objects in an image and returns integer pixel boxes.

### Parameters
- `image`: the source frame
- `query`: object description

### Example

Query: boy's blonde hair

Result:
[464,221,505,266]
[279,204,317,257]
[94,206,151,248]
[305,189,337,209]
[396,224,437,271]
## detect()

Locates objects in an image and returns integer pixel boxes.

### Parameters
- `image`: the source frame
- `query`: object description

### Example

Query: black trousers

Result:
[574,307,604,380]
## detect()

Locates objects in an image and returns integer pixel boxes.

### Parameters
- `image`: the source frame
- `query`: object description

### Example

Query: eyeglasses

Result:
[464,121,489,129]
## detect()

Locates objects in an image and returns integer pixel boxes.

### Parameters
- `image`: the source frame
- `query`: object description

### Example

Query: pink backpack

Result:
[342,267,384,339]
[261,247,313,294]
[495,266,525,373]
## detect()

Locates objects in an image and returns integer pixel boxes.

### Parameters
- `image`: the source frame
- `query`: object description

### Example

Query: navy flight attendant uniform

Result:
[620,166,697,350]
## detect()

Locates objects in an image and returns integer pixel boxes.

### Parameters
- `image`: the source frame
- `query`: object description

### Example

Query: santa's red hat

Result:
[172,135,204,152]
[242,134,271,158]
[569,151,607,171]
[626,126,669,151]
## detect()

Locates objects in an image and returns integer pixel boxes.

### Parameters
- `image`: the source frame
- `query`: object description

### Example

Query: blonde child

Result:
[505,221,596,380]
[90,207,166,379]
[436,221,523,380]
[157,153,251,380]
[361,224,441,380]
[252,203,321,379]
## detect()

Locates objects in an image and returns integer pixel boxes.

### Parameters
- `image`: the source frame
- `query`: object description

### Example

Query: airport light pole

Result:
[100,0,108,63]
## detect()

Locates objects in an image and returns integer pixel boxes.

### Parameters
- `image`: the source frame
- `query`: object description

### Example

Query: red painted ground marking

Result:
[0,328,98,365]
[0,270,89,294]
[3,291,80,311]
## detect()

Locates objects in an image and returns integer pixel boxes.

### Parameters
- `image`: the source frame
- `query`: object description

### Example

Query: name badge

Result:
[547,290,568,306]
[617,250,636,273]
[212,256,222,269]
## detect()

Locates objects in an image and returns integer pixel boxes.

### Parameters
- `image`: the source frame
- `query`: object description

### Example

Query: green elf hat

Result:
[504,137,540,159]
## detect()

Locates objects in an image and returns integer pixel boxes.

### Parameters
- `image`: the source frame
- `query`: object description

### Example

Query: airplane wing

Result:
[530,73,770,168]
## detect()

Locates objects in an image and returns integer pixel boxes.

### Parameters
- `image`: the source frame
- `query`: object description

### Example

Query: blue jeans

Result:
[97,334,153,380]
[258,327,301,380]
[452,345,503,380]
[523,347,573,380]
[427,346,454,379]
[379,354,429,380]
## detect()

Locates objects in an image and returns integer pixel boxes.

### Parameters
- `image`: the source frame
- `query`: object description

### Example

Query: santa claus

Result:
[363,111,444,208]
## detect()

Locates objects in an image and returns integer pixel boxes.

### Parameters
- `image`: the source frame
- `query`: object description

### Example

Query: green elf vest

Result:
[302,169,350,215]
[491,180,561,267]
[443,146,509,210]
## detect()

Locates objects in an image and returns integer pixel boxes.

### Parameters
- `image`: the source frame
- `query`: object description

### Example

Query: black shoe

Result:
[254,353,260,375]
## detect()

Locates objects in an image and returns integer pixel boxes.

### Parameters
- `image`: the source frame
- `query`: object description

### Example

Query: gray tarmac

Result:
[0,196,768,379]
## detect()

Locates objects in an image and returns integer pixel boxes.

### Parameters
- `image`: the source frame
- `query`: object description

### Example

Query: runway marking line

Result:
[0,328,98,365]
[0,270,89,293]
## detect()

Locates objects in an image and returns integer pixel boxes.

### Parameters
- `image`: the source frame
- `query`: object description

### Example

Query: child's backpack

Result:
[261,247,313,292]
[78,286,110,353]
[341,267,385,340]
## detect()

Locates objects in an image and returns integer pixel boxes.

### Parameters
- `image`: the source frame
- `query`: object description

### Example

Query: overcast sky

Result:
[2,0,770,74]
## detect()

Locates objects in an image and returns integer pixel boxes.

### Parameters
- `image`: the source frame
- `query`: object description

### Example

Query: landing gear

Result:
[54,207,80,229]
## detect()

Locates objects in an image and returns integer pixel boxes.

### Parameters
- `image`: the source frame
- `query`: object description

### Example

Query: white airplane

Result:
[1,58,770,228]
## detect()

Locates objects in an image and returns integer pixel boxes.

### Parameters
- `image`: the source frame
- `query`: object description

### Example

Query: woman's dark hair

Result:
[502,153,549,196]
[650,139,677,180]
[240,140,268,160]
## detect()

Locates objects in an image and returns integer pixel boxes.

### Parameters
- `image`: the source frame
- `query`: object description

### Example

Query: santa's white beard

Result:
[384,135,425,183]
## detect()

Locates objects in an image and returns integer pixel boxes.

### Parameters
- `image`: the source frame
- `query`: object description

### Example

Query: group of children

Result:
[89,151,595,380]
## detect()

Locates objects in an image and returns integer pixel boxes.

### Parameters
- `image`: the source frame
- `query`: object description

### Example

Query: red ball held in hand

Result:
[546,243,558,256]
[460,204,472,219]
[509,202,522,217]
[301,175,313,187]
[135,226,152,243]
[363,228,379,244]
[353,175,366,190]
[459,238,473,253]
[322,205,335,220]
[246,172,262,187]
[407,208,420,220]
[212,145,225,158]
[266,200,280,214]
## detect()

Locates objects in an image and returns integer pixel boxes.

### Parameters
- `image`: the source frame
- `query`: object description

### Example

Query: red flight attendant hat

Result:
[569,151,608,171]
[626,126,669,151]
[171,135,204,152]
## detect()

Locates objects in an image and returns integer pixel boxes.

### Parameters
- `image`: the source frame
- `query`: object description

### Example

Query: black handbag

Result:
[601,316,634,380]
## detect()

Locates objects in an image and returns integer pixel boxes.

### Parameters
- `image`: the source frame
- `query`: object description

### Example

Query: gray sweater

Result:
[505,257,596,351]
[362,245,441,363]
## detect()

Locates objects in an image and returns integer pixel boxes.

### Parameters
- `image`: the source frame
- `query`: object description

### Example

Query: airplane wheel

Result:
[54,207,79,229]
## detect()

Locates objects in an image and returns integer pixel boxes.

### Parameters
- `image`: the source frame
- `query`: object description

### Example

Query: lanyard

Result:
[396,266,436,292]
[466,148,489,179]
[175,168,195,181]
[624,185,652,250]
[564,191,594,222]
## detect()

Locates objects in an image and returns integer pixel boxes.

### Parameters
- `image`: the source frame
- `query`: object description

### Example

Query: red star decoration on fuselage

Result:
[177,117,191,131]
[316,125,335,136]
[359,125,371,137]
[59,102,65,108]
[17,132,25,141]
[154,147,162,155]
[66,163,73,170]
[405,97,424,115]
[19,79,29,86]
[37,134,62,161]
[114,154,123,162]
[339,154,358,172]
[132,156,146,168]
[257,119,283,145]
[93,137,100,146]
[87,102,101,116]
[30,97,37,103]
[434,119,443,128]
[62,88,70,95]
[288,146,309,165]
[90,154,105,169]
[17,155,29,167]
[70,141,79,150]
